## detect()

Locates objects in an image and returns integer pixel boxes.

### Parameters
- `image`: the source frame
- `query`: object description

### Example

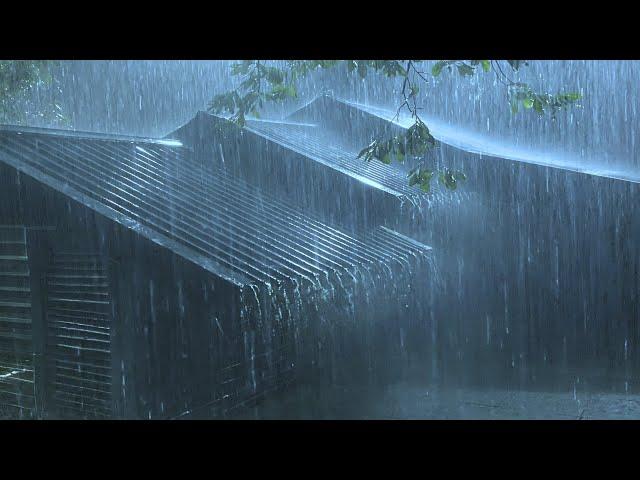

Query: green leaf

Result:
[432,61,447,77]
[420,169,434,182]
[266,83,297,102]
[357,141,376,162]
[265,67,284,85]
[452,171,467,181]
[230,61,253,76]
[533,99,544,114]
[481,60,491,72]
[438,169,458,190]
[506,60,527,71]
[457,64,475,76]
[408,167,435,192]
[410,168,434,192]
[522,98,534,109]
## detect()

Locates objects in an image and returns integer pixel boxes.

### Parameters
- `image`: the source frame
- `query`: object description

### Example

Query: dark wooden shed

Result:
[0,123,433,419]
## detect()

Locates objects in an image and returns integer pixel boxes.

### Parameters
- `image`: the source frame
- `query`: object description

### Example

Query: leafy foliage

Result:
[0,59,583,193]
[431,59,581,119]
[506,60,529,71]
[0,60,68,125]
[357,118,436,164]
[208,60,409,127]
[432,60,491,77]
[209,59,582,192]
[508,84,581,118]
[407,167,466,192]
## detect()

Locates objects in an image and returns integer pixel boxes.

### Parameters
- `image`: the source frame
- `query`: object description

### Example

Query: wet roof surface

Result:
[245,118,426,202]
[0,125,429,290]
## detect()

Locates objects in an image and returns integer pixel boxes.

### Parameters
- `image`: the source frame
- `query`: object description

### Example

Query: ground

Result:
[4,382,640,420]
[231,382,640,420]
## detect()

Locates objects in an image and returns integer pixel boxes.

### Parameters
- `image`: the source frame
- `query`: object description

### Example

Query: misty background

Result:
[18,60,640,169]
[23,60,640,171]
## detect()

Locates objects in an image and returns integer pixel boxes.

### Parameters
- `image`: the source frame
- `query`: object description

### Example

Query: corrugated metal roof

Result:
[245,118,426,205]
[0,126,430,293]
